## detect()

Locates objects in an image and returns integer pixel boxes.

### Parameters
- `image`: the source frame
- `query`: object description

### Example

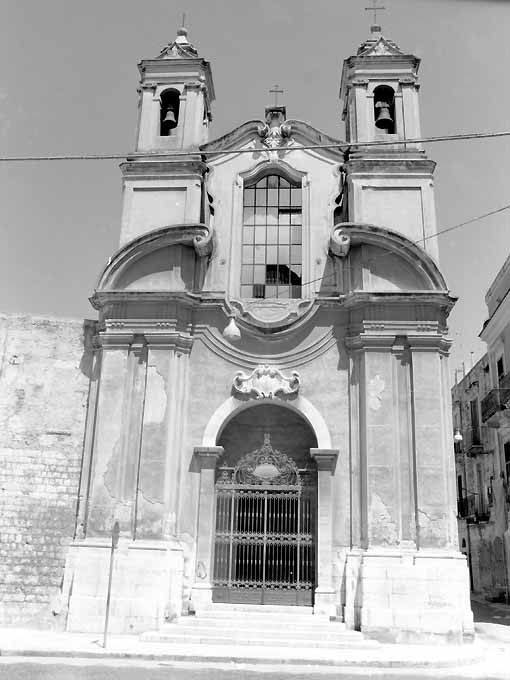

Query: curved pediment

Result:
[202,119,343,161]
[95,223,212,293]
[329,222,449,293]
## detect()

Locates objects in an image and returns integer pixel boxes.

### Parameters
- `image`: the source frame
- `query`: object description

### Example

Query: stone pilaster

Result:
[86,334,133,536]
[391,338,416,544]
[358,337,401,548]
[310,448,338,615]
[409,336,455,549]
[135,333,192,540]
[191,446,224,610]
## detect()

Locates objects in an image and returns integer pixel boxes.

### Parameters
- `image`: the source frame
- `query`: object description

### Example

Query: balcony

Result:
[463,426,488,456]
[481,371,510,423]
[457,494,490,522]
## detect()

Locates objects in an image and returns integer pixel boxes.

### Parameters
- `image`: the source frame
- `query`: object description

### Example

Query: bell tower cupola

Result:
[136,26,215,151]
[339,26,422,147]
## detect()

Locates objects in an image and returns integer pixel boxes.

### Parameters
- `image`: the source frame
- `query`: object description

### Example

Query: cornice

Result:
[343,291,455,312]
[345,329,451,355]
[138,57,215,102]
[120,157,206,178]
[98,323,193,352]
[480,291,510,346]
[344,157,435,175]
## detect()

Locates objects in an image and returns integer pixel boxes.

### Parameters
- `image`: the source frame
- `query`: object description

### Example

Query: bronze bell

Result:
[162,106,178,129]
[375,100,393,129]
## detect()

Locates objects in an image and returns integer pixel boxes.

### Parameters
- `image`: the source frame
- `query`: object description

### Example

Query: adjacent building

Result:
[452,357,506,597]
[0,25,473,642]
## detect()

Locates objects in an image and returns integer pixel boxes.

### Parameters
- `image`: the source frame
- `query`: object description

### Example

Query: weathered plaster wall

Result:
[458,520,506,597]
[0,314,93,627]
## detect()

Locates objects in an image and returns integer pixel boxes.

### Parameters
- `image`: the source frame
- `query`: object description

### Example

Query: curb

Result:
[0,646,487,670]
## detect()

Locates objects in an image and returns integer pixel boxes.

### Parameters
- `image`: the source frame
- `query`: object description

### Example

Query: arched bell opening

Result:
[373,84,395,134]
[160,88,180,136]
[212,403,318,606]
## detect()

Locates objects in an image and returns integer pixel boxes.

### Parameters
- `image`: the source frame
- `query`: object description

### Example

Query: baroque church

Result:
[1,24,474,642]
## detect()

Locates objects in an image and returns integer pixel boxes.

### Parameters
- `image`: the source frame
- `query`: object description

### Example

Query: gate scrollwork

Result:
[233,433,300,486]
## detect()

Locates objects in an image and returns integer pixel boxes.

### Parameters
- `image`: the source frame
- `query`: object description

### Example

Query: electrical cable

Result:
[2,129,510,162]
[297,202,510,289]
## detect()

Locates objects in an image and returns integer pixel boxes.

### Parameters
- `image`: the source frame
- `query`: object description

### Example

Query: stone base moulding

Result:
[64,540,184,634]
[348,550,474,643]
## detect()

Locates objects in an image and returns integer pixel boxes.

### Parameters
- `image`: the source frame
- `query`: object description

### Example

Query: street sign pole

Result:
[103,521,120,649]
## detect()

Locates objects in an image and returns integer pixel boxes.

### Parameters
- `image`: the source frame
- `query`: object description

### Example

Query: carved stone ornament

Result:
[257,122,292,149]
[233,364,300,399]
[228,298,315,332]
[233,433,300,486]
[330,226,351,257]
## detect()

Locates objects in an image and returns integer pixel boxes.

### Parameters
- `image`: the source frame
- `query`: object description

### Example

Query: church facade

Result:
[1,26,473,642]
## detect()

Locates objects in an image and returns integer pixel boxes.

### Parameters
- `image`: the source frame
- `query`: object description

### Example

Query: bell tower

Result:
[119,27,215,246]
[340,26,422,146]
[136,26,214,151]
[339,27,439,260]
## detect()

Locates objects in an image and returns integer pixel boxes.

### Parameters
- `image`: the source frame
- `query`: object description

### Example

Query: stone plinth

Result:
[65,539,184,634]
[357,550,474,643]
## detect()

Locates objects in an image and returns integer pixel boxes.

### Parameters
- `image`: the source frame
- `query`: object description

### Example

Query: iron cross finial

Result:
[364,0,385,26]
[181,11,186,27]
[269,84,284,107]
[263,433,271,446]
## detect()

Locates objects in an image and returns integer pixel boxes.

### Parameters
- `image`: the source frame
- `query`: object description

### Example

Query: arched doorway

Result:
[212,403,318,606]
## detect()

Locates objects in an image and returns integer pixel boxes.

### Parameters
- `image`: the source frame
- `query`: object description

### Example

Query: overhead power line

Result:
[298,202,510,289]
[2,129,510,162]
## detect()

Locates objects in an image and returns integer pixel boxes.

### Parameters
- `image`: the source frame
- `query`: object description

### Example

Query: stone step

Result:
[193,606,333,624]
[153,622,351,641]
[188,612,338,625]
[141,630,376,649]
[167,617,346,634]
[203,603,315,615]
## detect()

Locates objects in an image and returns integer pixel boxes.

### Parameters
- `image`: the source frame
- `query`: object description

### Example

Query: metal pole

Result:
[458,406,474,592]
[103,521,120,649]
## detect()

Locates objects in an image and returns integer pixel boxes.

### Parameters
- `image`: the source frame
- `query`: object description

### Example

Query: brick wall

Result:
[0,314,94,628]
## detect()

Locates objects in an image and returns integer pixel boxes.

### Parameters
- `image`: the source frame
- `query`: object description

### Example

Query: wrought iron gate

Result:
[212,434,316,606]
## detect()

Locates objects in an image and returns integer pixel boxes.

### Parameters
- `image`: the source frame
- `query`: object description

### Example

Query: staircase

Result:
[140,603,378,660]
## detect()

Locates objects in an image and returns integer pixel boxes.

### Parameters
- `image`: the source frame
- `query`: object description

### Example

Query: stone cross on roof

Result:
[365,0,385,32]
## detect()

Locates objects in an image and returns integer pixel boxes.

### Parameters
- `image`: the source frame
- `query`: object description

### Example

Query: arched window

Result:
[160,89,180,136]
[373,85,395,134]
[241,174,302,299]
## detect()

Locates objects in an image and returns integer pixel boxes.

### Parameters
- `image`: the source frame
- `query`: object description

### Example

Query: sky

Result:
[2,0,510,382]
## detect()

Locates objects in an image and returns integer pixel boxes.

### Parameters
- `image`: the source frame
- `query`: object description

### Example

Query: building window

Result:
[497,356,505,381]
[241,174,302,299]
[504,442,510,481]
[470,399,480,445]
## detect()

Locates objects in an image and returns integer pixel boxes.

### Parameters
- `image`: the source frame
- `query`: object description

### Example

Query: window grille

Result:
[241,175,302,299]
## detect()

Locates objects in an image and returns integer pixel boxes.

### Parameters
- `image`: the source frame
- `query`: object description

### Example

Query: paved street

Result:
[1,598,510,680]
[1,659,509,680]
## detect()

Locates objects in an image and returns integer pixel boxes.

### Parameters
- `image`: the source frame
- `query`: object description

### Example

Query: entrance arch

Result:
[212,403,318,606]
[193,398,338,614]
[202,395,332,449]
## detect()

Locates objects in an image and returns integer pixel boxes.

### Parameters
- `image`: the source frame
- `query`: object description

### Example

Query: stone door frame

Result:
[191,396,338,614]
